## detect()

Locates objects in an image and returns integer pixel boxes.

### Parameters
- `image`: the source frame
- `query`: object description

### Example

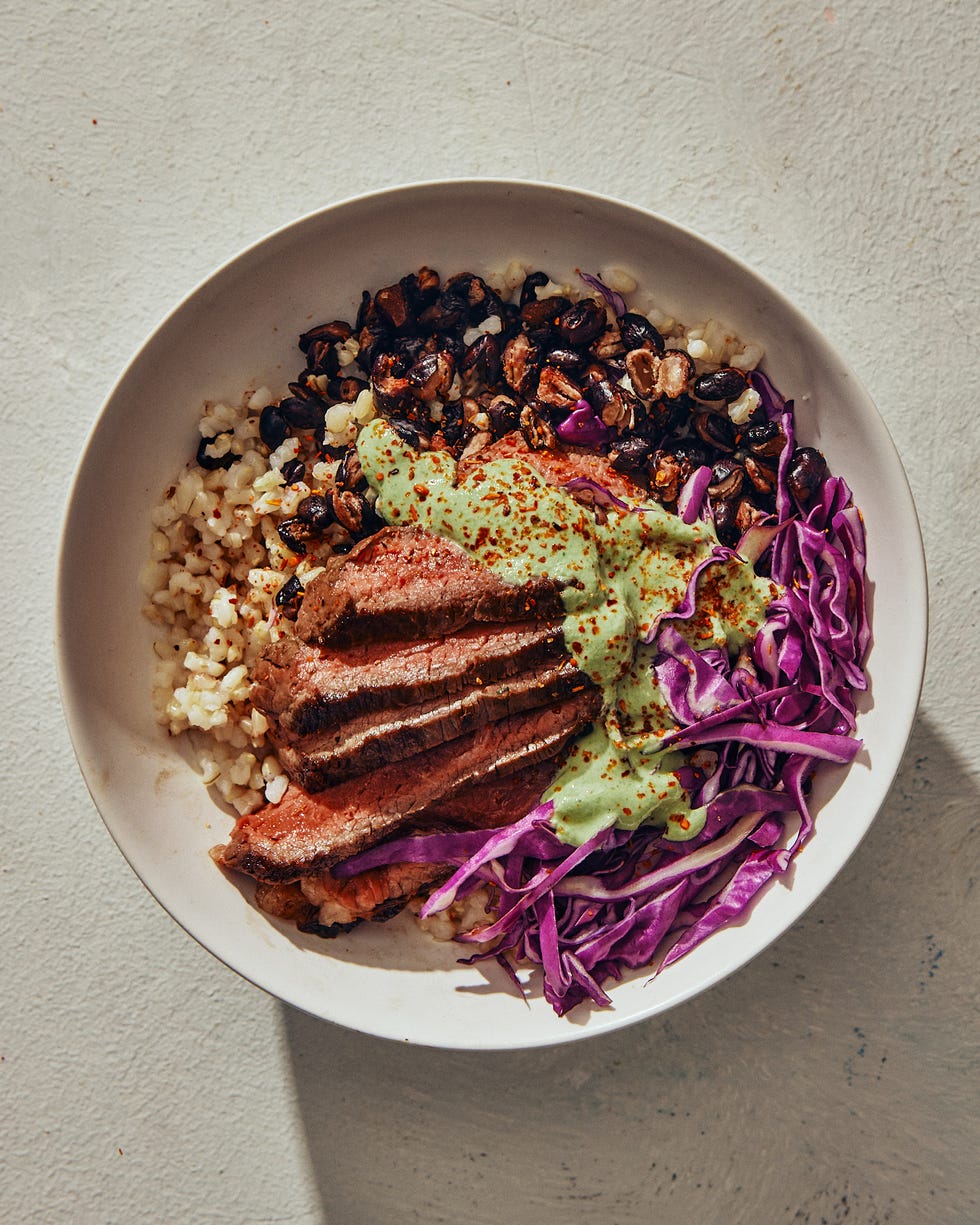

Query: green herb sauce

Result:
[357,419,779,846]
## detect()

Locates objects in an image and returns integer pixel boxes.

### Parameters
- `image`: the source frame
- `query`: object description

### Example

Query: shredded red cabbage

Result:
[578,270,627,317]
[556,399,611,449]
[676,464,713,523]
[338,370,870,1015]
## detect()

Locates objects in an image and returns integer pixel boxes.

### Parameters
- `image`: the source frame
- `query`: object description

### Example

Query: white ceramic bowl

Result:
[57,180,927,1049]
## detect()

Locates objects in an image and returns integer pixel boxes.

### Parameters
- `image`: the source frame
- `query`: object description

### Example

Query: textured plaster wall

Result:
[2,1,977,1223]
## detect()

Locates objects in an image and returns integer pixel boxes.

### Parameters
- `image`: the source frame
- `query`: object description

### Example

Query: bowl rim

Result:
[55,177,929,1049]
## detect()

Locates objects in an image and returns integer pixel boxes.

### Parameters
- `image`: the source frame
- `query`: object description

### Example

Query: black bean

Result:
[298,320,351,353]
[259,405,289,449]
[274,574,304,608]
[279,397,324,430]
[618,312,665,355]
[461,334,503,385]
[519,271,549,308]
[521,296,572,328]
[544,347,586,374]
[709,461,745,502]
[487,395,520,434]
[444,272,504,323]
[281,458,306,484]
[277,518,317,553]
[787,447,828,506]
[419,291,465,332]
[693,368,748,402]
[296,494,334,529]
[609,436,652,472]
[325,376,368,403]
[744,420,785,456]
[195,431,236,470]
[712,497,740,546]
[557,298,606,347]
[337,445,365,491]
[305,338,339,377]
[356,321,391,371]
[583,377,617,412]
[694,412,736,451]
[388,418,421,449]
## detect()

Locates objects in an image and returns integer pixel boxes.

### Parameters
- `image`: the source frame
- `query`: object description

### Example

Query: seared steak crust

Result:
[253,619,567,740]
[274,656,589,792]
[295,526,565,647]
[220,686,601,881]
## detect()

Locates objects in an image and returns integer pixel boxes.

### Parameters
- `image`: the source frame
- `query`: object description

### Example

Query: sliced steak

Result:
[254,618,567,740]
[219,685,601,881]
[225,759,559,938]
[294,525,565,647]
[275,656,589,792]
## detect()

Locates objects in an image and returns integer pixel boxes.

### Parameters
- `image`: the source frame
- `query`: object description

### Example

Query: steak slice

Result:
[225,758,559,937]
[295,525,565,646]
[253,618,566,740]
[218,685,601,881]
[274,656,589,791]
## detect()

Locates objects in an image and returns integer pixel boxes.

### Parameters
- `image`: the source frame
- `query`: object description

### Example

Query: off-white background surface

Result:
[3,2,977,1222]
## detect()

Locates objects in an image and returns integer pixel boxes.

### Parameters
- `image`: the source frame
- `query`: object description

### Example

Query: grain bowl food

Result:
[142,261,869,1015]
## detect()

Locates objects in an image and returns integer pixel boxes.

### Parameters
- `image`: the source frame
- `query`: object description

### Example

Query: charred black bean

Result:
[693,367,748,401]
[337,445,365,491]
[408,351,455,400]
[787,446,828,506]
[444,272,503,323]
[259,405,289,449]
[557,298,606,347]
[375,281,411,330]
[519,271,550,307]
[281,457,306,484]
[545,347,586,373]
[388,418,421,449]
[618,312,664,355]
[583,377,617,412]
[708,461,745,502]
[744,420,785,456]
[277,518,317,553]
[298,320,351,353]
[419,290,466,332]
[354,289,374,331]
[296,494,334,529]
[406,267,440,312]
[521,296,572,328]
[712,497,740,547]
[325,376,368,403]
[305,338,340,377]
[461,333,503,385]
[487,394,521,434]
[609,436,653,472]
[274,574,304,608]
[279,397,325,430]
[356,321,391,371]
[195,431,236,470]
[694,412,736,451]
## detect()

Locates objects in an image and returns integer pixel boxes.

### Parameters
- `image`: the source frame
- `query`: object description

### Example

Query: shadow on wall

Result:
[280,711,978,1225]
